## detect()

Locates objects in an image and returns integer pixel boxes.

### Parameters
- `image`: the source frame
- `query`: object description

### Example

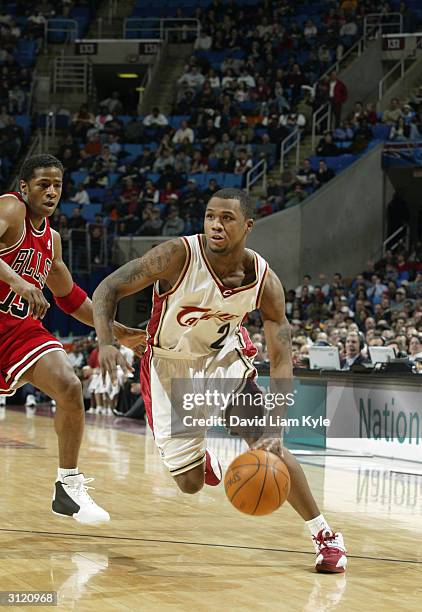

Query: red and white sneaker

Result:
[204,449,222,486]
[314,529,347,573]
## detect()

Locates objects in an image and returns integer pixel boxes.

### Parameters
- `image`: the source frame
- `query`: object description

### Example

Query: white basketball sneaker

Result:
[52,473,110,525]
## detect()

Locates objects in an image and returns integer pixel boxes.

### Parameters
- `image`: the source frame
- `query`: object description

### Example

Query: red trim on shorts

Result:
[140,346,154,432]
[141,291,167,433]
[239,325,258,359]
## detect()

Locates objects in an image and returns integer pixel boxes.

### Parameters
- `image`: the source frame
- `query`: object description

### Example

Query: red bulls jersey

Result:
[0,192,53,322]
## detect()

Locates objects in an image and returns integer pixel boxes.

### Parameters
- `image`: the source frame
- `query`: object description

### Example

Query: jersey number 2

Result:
[0,290,29,318]
[210,323,230,350]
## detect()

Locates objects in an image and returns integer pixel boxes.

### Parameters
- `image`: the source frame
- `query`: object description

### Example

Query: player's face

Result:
[20,166,63,218]
[204,197,253,253]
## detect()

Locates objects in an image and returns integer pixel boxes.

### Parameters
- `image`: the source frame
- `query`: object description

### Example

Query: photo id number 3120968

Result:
[0,591,57,606]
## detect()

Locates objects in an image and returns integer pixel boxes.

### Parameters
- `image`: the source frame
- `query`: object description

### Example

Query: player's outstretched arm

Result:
[46,230,147,357]
[253,269,293,456]
[0,196,50,319]
[92,238,186,382]
[259,269,293,380]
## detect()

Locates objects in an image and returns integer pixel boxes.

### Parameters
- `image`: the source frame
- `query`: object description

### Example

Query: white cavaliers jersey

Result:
[146,234,269,358]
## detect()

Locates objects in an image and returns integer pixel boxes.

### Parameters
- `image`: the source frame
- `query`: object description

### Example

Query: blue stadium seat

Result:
[373,124,391,140]
[122,144,143,160]
[86,188,106,202]
[223,174,243,188]
[14,115,31,140]
[70,171,88,185]
[169,115,190,129]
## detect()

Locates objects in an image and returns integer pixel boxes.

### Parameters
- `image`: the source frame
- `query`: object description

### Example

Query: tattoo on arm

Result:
[276,321,292,360]
[93,240,184,322]
[277,321,291,345]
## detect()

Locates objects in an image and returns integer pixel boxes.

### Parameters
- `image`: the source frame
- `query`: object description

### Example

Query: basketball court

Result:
[0,405,420,610]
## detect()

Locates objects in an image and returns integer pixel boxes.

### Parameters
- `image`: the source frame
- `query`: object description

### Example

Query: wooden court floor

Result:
[0,406,421,611]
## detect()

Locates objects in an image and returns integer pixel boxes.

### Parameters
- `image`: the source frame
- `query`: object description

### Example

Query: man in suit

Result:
[341,331,368,370]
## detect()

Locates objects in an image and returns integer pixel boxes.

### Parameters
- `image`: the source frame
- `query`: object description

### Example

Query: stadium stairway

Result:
[379,54,422,113]
[248,42,377,201]
[140,43,194,115]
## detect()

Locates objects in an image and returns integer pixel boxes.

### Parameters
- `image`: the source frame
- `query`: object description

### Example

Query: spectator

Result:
[316,132,340,156]
[234,149,253,175]
[194,30,212,51]
[71,184,90,205]
[341,332,367,369]
[382,98,403,125]
[296,275,314,298]
[296,159,317,187]
[100,91,123,115]
[143,107,169,128]
[135,208,164,236]
[217,148,236,172]
[316,160,335,186]
[162,205,185,236]
[172,119,195,144]
[328,71,348,127]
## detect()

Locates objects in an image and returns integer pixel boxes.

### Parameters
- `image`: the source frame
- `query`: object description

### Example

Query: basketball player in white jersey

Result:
[92,188,347,573]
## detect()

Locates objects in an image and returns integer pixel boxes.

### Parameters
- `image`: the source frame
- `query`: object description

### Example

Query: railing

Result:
[123,18,201,41]
[107,0,118,24]
[378,58,406,101]
[53,55,93,95]
[311,104,331,151]
[27,70,37,115]
[310,12,403,152]
[137,40,165,109]
[280,128,301,173]
[8,132,43,191]
[383,225,408,255]
[363,13,403,39]
[44,19,78,50]
[377,49,417,103]
[43,112,56,151]
[246,159,267,194]
[67,225,108,274]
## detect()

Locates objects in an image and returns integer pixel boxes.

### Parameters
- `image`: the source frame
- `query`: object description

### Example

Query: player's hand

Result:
[10,278,50,320]
[114,325,147,358]
[98,344,134,385]
[252,437,284,459]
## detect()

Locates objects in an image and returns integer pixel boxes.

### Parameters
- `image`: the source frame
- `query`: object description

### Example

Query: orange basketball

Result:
[224,450,290,516]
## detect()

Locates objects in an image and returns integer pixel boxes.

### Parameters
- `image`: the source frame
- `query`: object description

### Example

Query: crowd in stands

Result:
[49,0,422,241]
[0,0,97,190]
[244,245,422,370]
[52,85,422,249]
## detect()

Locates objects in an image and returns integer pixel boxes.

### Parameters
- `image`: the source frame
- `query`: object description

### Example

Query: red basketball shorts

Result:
[0,316,65,396]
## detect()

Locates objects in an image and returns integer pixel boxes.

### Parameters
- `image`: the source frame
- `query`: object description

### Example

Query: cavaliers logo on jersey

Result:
[177,306,238,327]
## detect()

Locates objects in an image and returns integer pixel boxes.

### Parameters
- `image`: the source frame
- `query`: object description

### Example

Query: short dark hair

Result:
[208,188,255,219]
[20,154,64,182]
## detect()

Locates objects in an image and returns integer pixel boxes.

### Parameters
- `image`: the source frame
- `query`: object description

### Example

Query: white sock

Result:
[306,514,331,538]
[58,467,79,480]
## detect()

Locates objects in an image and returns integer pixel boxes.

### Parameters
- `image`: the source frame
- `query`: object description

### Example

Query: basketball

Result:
[224,450,291,516]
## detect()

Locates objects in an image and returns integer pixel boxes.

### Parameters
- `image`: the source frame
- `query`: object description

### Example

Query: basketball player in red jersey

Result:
[0,154,145,525]
[92,188,347,572]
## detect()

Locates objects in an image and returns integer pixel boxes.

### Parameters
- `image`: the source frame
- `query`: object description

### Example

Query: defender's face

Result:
[20,167,63,217]
[204,197,253,254]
